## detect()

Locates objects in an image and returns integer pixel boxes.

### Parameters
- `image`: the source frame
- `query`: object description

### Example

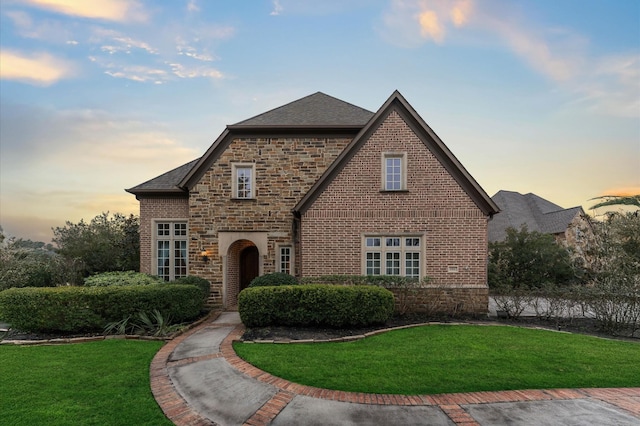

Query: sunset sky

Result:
[1,0,638,242]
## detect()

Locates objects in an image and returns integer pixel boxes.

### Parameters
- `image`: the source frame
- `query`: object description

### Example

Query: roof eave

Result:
[226,125,366,134]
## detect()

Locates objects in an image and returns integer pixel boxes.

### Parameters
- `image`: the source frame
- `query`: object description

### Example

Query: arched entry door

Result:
[239,245,259,291]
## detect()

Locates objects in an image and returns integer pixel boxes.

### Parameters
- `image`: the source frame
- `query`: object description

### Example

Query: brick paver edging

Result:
[150,317,640,426]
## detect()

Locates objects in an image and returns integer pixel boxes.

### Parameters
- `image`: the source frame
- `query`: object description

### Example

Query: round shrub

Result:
[0,284,203,333]
[249,272,298,287]
[238,284,394,328]
[84,271,162,287]
[172,275,211,304]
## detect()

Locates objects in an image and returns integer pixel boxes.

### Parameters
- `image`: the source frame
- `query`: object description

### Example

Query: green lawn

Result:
[234,325,640,395]
[0,340,172,426]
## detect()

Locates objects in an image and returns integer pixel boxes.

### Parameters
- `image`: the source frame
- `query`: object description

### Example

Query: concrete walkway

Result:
[150,312,640,426]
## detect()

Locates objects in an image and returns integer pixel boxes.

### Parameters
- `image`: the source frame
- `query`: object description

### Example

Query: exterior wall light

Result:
[200,250,209,262]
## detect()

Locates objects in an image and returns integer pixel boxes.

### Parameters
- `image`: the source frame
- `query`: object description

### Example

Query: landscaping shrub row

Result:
[238,284,394,328]
[0,284,203,333]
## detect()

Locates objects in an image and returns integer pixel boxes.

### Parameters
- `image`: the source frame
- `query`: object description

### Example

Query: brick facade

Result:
[131,92,496,314]
[301,110,490,305]
[138,196,189,275]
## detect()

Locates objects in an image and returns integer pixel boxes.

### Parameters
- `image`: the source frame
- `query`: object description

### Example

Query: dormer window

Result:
[232,163,255,199]
[382,153,407,191]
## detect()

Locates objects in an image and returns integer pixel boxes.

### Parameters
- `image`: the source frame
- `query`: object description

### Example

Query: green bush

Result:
[238,284,394,328]
[249,272,298,287]
[0,284,203,333]
[172,276,211,304]
[299,274,423,288]
[84,271,162,287]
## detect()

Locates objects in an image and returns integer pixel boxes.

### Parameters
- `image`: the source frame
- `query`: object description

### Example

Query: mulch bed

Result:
[3,314,637,343]
[240,314,639,342]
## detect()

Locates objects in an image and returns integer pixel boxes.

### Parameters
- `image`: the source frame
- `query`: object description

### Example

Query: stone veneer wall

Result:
[188,136,353,308]
[301,109,490,314]
[138,196,189,275]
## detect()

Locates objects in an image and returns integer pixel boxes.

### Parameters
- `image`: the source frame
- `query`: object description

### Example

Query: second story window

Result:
[382,153,407,191]
[232,163,255,199]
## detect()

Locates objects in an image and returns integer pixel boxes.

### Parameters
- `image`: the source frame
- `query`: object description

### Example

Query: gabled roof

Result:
[230,92,374,129]
[179,93,371,190]
[293,90,500,217]
[488,190,584,242]
[126,159,198,195]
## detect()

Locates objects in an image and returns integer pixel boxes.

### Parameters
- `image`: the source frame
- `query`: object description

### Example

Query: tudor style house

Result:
[127,91,499,313]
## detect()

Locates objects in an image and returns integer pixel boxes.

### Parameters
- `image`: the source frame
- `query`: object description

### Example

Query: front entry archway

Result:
[239,245,259,291]
[225,238,264,308]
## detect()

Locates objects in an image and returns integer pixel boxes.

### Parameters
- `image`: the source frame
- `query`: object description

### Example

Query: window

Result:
[382,153,407,191]
[232,163,255,199]
[363,235,421,277]
[278,245,293,275]
[156,221,188,281]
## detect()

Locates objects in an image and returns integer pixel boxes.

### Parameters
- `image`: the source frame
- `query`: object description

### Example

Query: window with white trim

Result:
[278,245,293,275]
[382,153,407,191]
[156,221,188,281]
[364,235,421,277]
[232,163,255,199]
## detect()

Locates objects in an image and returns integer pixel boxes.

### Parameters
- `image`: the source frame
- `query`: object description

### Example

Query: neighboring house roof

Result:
[230,92,374,129]
[488,190,584,242]
[293,90,500,217]
[126,159,198,195]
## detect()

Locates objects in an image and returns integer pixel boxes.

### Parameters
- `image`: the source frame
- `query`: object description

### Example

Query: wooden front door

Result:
[239,246,259,291]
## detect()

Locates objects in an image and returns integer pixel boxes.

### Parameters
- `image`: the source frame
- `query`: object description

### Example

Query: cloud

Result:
[187,0,200,13]
[598,187,640,197]
[20,0,147,22]
[0,49,75,85]
[169,63,224,79]
[379,0,637,117]
[417,10,444,43]
[271,0,283,16]
[0,103,200,241]
[573,53,640,118]
[101,36,159,55]
[4,9,75,43]
[450,0,472,27]
[379,0,473,47]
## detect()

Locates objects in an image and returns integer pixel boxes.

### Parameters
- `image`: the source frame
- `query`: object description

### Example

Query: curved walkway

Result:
[150,312,640,426]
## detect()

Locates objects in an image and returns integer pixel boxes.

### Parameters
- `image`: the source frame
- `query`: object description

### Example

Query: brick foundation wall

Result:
[138,196,189,274]
[388,286,489,315]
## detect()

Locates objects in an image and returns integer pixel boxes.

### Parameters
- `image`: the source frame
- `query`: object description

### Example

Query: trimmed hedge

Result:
[249,272,298,287]
[0,284,203,333]
[238,284,394,328]
[84,271,162,286]
[173,276,211,304]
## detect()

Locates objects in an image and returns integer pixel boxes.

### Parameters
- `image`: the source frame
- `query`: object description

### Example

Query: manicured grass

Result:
[0,340,172,426]
[234,325,640,395]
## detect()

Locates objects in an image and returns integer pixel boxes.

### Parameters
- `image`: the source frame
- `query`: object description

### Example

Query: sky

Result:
[1,0,639,243]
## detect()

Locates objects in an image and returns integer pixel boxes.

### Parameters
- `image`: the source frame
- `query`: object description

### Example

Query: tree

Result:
[52,212,140,276]
[0,234,82,290]
[488,226,577,290]
[582,211,640,335]
[590,195,640,210]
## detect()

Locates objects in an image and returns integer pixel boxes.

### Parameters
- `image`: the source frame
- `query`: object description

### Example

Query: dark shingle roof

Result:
[231,92,374,128]
[126,159,198,194]
[488,190,583,242]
